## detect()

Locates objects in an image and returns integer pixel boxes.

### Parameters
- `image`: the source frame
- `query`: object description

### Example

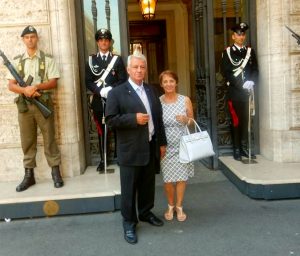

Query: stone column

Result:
[49,0,85,178]
[257,0,300,162]
[0,0,85,181]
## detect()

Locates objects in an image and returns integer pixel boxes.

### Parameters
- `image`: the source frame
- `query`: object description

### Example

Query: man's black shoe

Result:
[139,214,164,226]
[124,230,137,244]
[96,161,104,173]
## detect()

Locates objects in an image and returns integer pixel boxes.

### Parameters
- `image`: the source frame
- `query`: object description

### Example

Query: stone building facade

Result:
[257,0,300,162]
[0,0,299,183]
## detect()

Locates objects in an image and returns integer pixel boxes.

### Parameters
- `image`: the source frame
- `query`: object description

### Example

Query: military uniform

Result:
[85,28,127,171]
[7,25,63,191]
[7,50,61,167]
[85,51,127,115]
[221,23,259,160]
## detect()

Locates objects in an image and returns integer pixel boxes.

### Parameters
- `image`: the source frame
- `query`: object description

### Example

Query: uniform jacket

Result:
[85,52,127,112]
[105,81,167,167]
[221,45,258,102]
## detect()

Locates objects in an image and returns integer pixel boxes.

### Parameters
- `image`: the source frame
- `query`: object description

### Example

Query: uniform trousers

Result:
[230,100,249,149]
[120,139,156,228]
[18,102,61,168]
[93,109,105,159]
[93,109,117,160]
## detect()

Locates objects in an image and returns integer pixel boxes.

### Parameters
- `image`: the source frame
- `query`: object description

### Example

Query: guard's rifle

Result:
[285,25,300,45]
[0,50,52,118]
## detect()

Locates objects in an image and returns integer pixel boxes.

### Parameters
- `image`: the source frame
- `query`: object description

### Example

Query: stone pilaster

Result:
[257,0,300,162]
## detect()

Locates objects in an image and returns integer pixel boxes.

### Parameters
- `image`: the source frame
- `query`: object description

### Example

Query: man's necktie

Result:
[137,87,154,141]
[102,55,106,62]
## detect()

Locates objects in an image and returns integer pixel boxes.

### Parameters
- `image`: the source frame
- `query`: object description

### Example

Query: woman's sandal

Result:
[176,206,187,222]
[164,204,175,221]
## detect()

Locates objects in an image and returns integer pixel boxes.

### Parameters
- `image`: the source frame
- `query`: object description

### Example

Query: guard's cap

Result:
[95,28,112,41]
[21,25,37,37]
[231,22,249,34]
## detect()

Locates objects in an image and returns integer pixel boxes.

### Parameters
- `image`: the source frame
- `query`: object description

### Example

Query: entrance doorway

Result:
[129,20,167,94]
[75,0,258,169]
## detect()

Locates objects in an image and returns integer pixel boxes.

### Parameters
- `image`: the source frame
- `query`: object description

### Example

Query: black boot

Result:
[51,166,64,188]
[240,148,257,159]
[240,142,256,159]
[233,149,242,161]
[16,168,36,192]
[97,160,105,173]
[97,133,105,173]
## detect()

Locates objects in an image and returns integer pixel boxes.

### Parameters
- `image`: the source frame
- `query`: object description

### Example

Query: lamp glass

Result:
[139,0,157,20]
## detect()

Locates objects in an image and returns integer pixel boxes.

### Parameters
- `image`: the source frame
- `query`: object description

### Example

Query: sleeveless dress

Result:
[160,94,194,183]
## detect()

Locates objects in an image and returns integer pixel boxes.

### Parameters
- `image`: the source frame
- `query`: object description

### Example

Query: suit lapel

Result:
[143,84,153,110]
[125,83,147,111]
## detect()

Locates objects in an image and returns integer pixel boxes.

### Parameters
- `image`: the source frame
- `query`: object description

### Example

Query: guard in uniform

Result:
[221,22,259,161]
[7,25,63,191]
[85,28,127,172]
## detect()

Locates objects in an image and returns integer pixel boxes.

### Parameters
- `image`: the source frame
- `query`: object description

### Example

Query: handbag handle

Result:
[185,118,201,135]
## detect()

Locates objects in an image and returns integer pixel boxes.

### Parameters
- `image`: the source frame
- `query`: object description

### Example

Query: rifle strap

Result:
[15,50,46,82]
[38,51,46,83]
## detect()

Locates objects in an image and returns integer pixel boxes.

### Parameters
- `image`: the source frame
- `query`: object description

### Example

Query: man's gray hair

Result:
[127,52,147,67]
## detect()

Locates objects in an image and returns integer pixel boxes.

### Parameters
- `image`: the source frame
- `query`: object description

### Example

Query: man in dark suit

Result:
[85,28,127,172]
[221,22,259,161]
[105,52,167,244]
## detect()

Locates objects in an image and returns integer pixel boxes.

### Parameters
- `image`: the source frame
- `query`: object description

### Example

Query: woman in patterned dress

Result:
[159,70,194,222]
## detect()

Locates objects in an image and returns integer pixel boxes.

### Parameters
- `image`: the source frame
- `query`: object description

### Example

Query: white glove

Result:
[100,86,112,98]
[242,80,254,91]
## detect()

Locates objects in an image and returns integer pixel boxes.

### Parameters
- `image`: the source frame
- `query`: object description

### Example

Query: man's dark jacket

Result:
[105,81,167,168]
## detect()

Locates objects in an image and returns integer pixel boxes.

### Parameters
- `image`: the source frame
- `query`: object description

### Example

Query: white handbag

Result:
[179,119,215,163]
